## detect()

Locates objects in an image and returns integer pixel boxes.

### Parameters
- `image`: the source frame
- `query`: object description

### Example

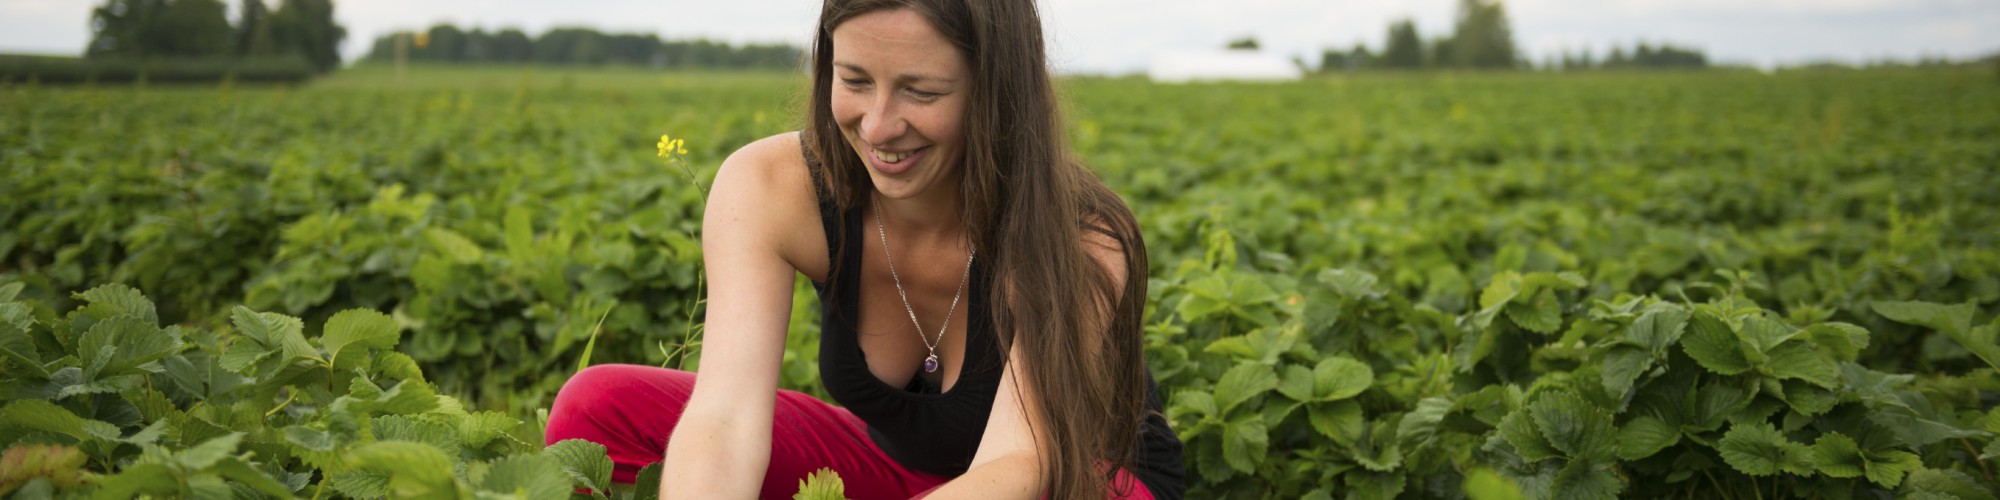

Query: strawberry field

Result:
[2,66,1997,498]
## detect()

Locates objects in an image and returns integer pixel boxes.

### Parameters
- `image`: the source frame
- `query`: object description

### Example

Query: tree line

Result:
[86,0,345,73]
[1316,0,1711,72]
[362,25,804,70]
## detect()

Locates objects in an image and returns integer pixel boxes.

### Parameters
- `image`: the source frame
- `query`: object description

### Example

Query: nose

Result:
[857,91,906,147]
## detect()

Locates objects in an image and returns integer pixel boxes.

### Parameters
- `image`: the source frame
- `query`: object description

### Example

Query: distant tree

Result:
[1381,19,1423,69]
[1428,37,1453,68]
[493,29,533,62]
[87,0,233,59]
[1447,0,1516,68]
[420,24,466,61]
[270,0,345,72]
[1226,37,1260,51]
[358,24,804,69]
[235,0,276,56]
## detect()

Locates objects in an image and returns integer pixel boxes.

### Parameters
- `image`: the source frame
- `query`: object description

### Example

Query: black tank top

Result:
[804,142,1186,499]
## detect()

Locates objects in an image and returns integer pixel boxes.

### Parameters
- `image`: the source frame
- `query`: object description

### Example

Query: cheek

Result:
[829,91,863,127]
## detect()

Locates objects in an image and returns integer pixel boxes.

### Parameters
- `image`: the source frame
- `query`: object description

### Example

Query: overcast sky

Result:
[3,0,1997,73]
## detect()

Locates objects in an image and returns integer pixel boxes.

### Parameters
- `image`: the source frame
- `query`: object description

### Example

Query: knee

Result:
[552,364,697,414]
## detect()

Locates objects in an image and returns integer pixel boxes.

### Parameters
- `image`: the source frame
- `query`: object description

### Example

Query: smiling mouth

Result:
[871,146,925,163]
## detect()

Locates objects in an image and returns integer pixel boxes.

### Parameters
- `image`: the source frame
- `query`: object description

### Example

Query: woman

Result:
[544,0,1185,498]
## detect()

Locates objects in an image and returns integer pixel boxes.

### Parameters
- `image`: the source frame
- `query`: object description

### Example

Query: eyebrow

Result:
[832,61,958,85]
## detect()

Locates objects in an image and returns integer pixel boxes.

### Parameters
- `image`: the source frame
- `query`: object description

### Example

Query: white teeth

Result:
[873,148,909,163]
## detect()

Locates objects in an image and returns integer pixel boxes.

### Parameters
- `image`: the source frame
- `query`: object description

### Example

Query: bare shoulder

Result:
[1080,215,1131,293]
[706,131,828,279]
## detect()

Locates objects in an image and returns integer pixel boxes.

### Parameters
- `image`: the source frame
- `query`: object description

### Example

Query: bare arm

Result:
[920,340,1050,499]
[661,135,816,499]
[923,229,1132,499]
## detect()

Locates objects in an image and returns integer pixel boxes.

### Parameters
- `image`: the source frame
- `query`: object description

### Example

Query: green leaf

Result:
[229,306,321,366]
[1803,322,1869,361]
[1868,407,1983,448]
[173,432,243,470]
[1397,397,1454,450]
[1842,362,1915,411]
[211,457,297,499]
[1898,469,1996,500]
[75,283,156,325]
[1689,383,1751,432]
[1480,271,1522,311]
[320,309,401,365]
[1319,268,1381,299]
[1872,300,1974,334]
[1779,379,1837,416]
[1765,342,1840,388]
[0,400,107,444]
[88,463,179,500]
[631,462,665,500]
[347,440,461,498]
[328,469,392,499]
[1551,460,1622,500]
[1344,471,1404,500]
[1353,418,1404,472]
[284,425,334,452]
[1308,399,1364,444]
[1529,391,1616,462]
[1811,433,1865,479]
[1276,364,1315,402]
[1600,346,1650,397]
[794,467,849,500]
[1171,390,1218,421]
[375,415,461,456]
[1498,408,1561,462]
[1505,289,1562,334]
[1864,450,1923,488]
[1680,312,1744,376]
[1616,415,1680,461]
[1738,315,1800,355]
[481,454,572,499]
[456,411,522,449]
[1682,311,1751,375]
[1213,363,1277,414]
[544,438,614,494]
[1624,306,1690,352]
[0,319,47,378]
[1717,422,1813,477]
[1462,468,1527,500]
[1221,413,1268,474]
[77,315,178,378]
[1312,356,1372,401]
[425,227,487,263]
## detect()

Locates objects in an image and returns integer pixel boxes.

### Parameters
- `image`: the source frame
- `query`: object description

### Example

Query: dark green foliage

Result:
[83,0,345,76]
[363,24,804,69]
[1380,19,1425,69]
[0,55,314,84]
[3,67,1998,498]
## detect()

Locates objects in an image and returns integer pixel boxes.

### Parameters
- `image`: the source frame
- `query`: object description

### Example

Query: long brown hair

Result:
[803,0,1151,497]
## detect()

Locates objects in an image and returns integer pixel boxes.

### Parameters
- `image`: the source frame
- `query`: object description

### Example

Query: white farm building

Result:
[1147,50,1303,83]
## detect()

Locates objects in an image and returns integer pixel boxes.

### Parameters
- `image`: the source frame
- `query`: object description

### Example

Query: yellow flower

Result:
[658,134,688,158]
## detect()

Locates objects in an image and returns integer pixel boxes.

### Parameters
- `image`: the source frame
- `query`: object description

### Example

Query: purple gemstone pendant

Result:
[923,355,940,373]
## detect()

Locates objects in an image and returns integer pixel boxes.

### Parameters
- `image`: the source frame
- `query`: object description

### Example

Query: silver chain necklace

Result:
[874,200,974,374]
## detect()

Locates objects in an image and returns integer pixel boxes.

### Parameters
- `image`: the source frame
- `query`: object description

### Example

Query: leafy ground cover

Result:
[2,67,1997,498]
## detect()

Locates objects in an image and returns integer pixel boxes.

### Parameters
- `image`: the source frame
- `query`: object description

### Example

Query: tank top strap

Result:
[800,134,844,260]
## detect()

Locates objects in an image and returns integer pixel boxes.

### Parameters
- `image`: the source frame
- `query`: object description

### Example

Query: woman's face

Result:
[829,8,970,202]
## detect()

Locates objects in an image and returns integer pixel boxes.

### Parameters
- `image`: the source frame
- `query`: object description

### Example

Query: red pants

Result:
[545,364,1154,500]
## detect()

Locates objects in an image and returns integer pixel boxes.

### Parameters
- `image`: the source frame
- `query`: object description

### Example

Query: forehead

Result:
[830,8,966,77]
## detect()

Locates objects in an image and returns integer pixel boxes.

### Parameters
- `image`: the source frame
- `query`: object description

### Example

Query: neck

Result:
[874,184,966,246]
